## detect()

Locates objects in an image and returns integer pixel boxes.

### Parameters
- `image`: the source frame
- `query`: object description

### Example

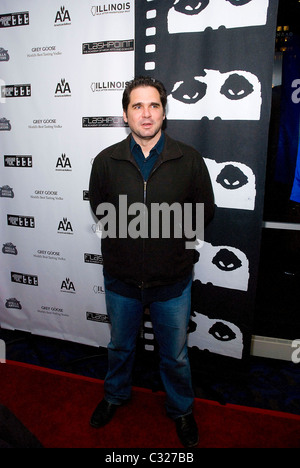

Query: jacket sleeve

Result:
[194,153,215,227]
[89,154,106,220]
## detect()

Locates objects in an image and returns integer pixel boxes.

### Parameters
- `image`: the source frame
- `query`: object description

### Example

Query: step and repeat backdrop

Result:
[0,1,134,347]
[1,1,278,362]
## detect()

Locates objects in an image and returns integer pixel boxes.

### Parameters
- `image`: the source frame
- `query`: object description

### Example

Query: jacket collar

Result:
[130,131,165,156]
[109,132,183,162]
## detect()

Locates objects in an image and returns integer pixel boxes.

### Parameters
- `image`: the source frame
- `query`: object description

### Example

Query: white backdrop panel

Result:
[0,0,134,347]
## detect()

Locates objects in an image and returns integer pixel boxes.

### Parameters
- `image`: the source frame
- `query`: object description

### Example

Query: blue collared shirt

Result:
[130,131,165,181]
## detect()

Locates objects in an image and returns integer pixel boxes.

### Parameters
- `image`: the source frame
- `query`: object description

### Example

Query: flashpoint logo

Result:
[86,312,110,323]
[96,196,204,249]
[291,339,300,364]
[82,116,127,128]
[55,79,71,97]
[0,340,5,363]
[82,39,134,54]
[84,253,103,265]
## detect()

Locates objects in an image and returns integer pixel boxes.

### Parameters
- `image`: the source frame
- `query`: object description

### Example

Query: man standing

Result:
[89,76,214,447]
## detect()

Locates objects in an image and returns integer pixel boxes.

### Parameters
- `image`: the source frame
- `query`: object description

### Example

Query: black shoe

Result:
[175,413,199,448]
[90,399,119,428]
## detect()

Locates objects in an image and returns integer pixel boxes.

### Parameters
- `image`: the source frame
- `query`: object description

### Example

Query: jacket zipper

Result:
[130,160,162,290]
[140,180,147,289]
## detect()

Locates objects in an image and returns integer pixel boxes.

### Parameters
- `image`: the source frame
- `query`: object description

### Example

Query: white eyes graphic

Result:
[168,0,269,33]
[173,0,210,15]
[173,0,252,16]
[171,73,254,104]
[167,69,262,120]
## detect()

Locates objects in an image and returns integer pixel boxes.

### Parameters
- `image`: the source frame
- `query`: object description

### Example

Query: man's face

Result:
[123,86,165,144]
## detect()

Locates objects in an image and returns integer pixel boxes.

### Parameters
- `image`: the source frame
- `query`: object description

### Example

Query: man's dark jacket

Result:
[89,132,214,289]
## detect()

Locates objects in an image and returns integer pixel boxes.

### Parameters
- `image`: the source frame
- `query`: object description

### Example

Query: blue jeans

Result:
[103,279,194,419]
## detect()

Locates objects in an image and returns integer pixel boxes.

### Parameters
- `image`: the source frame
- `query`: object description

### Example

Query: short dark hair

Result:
[122,76,167,113]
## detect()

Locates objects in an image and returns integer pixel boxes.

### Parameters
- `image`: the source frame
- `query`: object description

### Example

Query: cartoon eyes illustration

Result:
[220,74,254,100]
[167,69,261,120]
[171,78,207,104]
[226,0,252,6]
[170,73,254,105]
[208,322,237,342]
[216,165,248,190]
[212,248,242,272]
[172,0,252,16]
[167,0,268,33]
[188,310,244,358]
[173,0,209,15]
[204,159,256,210]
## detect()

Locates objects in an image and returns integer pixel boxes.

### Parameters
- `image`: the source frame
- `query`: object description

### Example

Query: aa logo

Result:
[55,79,71,96]
[54,7,71,25]
[57,217,73,234]
[56,153,71,170]
[61,278,75,293]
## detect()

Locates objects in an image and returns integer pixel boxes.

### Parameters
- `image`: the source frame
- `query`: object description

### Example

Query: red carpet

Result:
[0,360,299,448]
